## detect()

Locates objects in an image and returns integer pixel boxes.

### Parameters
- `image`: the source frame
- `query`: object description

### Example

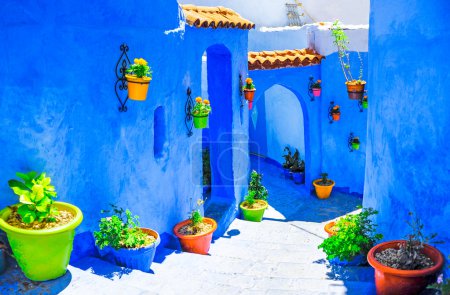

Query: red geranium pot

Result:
[367,240,444,295]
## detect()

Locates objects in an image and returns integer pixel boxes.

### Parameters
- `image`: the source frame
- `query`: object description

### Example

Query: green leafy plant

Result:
[243,77,256,90]
[126,57,152,78]
[249,170,268,201]
[282,146,295,169]
[192,97,211,116]
[245,191,257,208]
[94,205,153,250]
[428,255,450,293]
[8,171,58,223]
[318,207,383,261]
[188,199,206,233]
[311,79,322,89]
[317,173,333,186]
[289,149,305,173]
[331,20,364,84]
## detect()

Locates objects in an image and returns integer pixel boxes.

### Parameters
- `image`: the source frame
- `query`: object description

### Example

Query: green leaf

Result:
[8,179,30,192]
[19,192,34,205]
[17,205,36,224]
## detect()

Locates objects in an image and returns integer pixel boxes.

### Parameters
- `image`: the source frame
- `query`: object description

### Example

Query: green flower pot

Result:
[362,101,368,109]
[193,114,208,129]
[240,200,268,222]
[0,202,83,281]
[352,143,360,150]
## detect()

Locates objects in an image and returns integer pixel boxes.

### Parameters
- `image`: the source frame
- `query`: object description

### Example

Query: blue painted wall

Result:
[363,0,450,269]
[0,0,250,256]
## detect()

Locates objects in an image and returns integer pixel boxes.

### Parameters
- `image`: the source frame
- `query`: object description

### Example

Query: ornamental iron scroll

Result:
[115,43,131,112]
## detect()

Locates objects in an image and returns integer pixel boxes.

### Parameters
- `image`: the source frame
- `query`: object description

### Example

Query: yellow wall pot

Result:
[125,74,151,101]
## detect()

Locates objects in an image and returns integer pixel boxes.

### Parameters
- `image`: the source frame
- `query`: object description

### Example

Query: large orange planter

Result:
[346,81,366,100]
[173,218,217,255]
[125,74,151,101]
[324,221,337,237]
[313,179,335,199]
[367,240,444,295]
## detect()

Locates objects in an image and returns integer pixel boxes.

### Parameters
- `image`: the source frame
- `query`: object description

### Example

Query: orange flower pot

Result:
[332,113,340,121]
[346,81,366,100]
[313,179,335,199]
[324,221,337,237]
[173,218,217,255]
[243,89,255,102]
[367,240,444,295]
[125,74,151,101]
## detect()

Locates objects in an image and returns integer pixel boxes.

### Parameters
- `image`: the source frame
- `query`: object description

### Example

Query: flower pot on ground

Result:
[0,171,83,281]
[331,105,341,121]
[352,137,360,150]
[319,208,382,266]
[243,77,256,109]
[313,173,335,199]
[289,150,305,185]
[240,170,269,222]
[311,79,322,97]
[125,58,152,101]
[192,97,211,129]
[173,199,216,255]
[331,20,366,100]
[367,212,444,295]
[324,221,337,237]
[94,206,160,272]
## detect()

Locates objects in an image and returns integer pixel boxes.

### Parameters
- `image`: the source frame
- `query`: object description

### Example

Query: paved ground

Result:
[0,157,375,294]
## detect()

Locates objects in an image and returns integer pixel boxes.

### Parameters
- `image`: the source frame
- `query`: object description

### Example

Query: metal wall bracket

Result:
[327,101,335,124]
[307,76,314,101]
[114,43,131,112]
[239,74,244,108]
[185,87,194,137]
[348,132,355,152]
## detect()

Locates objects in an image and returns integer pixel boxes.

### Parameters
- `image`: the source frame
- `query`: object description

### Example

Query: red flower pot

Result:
[367,240,444,295]
[244,89,255,102]
[332,113,340,121]
[312,88,321,97]
[173,218,217,255]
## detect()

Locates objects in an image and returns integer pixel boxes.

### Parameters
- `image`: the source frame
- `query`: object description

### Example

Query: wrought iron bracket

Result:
[115,43,131,112]
[307,76,314,101]
[328,101,335,124]
[239,74,244,108]
[348,132,355,152]
[185,87,194,137]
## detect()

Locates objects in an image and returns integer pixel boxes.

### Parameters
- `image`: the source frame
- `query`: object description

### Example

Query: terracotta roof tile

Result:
[181,4,255,30]
[248,49,325,70]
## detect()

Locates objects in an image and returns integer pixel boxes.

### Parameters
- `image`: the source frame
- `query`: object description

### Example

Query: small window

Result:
[154,106,166,159]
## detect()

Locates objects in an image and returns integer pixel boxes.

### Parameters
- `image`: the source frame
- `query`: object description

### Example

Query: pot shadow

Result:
[71,256,134,280]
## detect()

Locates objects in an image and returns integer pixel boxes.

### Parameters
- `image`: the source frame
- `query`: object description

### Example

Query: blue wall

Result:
[363,0,450,269]
[0,0,250,255]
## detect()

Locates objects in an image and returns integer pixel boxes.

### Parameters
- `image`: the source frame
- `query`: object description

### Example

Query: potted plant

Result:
[243,77,256,109]
[0,171,83,281]
[125,57,152,101]
[352,137,360,150]
[313,173,335,199]
[331,20,366,100]
[282,146,294,179]
[362,95,368,109]
[311,79,322,97]
[93,205,160,273]
[319,207,383,266]
[367,212,444,295]
[240,170,269,222]
[173,199,217,255]
[331,105,341,121]
[290,149,305,184]
[192,97,212,129]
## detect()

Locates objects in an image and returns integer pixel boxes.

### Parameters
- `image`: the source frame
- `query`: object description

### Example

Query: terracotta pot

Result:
[332,113,340,121]
[312,88,321,97]
[243,89,255,102]
[324,221,337,237]
[346,82,365,100]
[173,218,217,255]
[125,74,151,101]
[313,179,335,199]
[367,240,444,295]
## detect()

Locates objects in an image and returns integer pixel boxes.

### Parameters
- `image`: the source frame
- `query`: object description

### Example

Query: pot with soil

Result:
[367,213,444,295]
[94,206,160,272]
[313,173,335,199]
[240,170,269,222]
[0,171,83,281]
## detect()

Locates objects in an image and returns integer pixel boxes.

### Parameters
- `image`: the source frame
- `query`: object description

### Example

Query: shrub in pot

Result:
[319,207,382,266]
[367,212,444,295]
[289,149,305,184]
[243,77,256,109]
[0,171,83,281]
[94,205,160,272]
[125,57,152,101]
[173,199,217,255]
[192,97,212,129]
[282,146,295,179]
[313,173,335,199]
[240,170,269,222]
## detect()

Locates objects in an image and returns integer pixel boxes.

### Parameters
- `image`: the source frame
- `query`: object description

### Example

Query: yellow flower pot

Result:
[125,74,151,101]
[313,179,335,199]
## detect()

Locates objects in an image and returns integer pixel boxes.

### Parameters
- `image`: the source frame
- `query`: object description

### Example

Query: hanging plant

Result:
[125,58,152,101]
[311,79,322,97]
[352,137,360,150]
[243,77,256,109]
[331,105,341,121]
[191,97,212,129]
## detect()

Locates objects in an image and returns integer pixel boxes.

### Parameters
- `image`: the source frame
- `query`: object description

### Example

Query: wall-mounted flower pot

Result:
[352,142,360,150]
[193,114,209,129]
[362,101,368,109]
[367,240,444,295]
[244,89,255,110]
[312,88,321,97]
[0,202,83,281]
[173,218,217,255]
[332,113,341,121]
[240,200,268,222]
[346,82,366,100]
[97,228,160,273]
[324,221,337,237]
[313,179,335,199]
[125,74,151,101]
[292,172,305,184]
